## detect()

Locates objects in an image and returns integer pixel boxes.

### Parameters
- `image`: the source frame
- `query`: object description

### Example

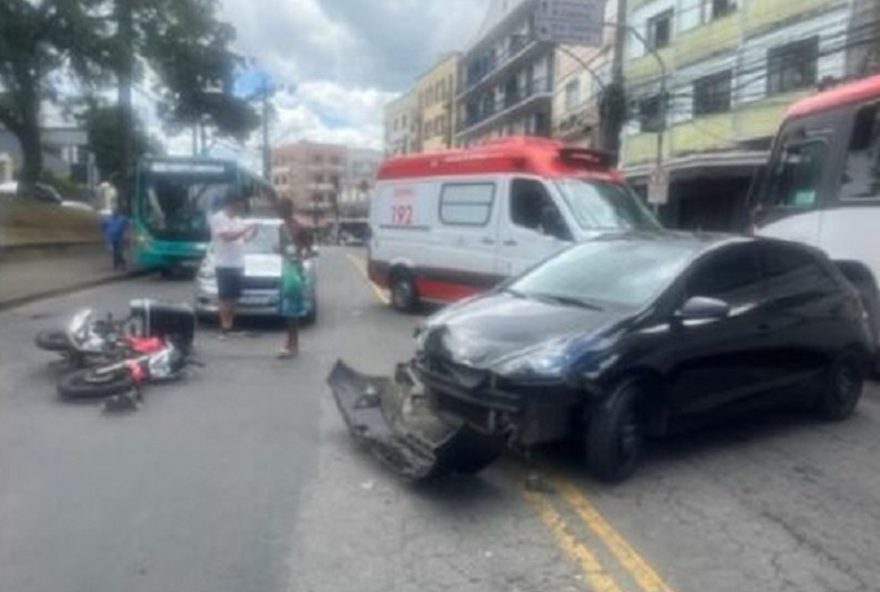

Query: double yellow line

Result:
[524,474,676,592]
[346,252,675,592]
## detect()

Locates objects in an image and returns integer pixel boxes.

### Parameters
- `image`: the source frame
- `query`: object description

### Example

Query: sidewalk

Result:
[0,244,139,310]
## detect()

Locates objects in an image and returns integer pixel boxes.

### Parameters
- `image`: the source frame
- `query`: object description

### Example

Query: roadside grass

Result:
[0,200,100,248]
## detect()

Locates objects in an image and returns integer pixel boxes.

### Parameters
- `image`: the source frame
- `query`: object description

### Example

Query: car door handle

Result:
[503,239,518,247]
[757,323,772,334]
[481,237,495,245]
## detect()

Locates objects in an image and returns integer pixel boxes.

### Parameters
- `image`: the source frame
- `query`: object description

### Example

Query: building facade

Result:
[416,53,460,152]
[383,91,420,155]
[621,0,880,231]
[271,141,381,220]
[552,1,618,147]
[340,147,383,216]
[455,0,556,146]
[0,125,98,188]
[271,141,346,215]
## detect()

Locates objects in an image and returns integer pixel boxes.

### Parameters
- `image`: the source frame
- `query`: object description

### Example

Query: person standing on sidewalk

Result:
[209,191,257,337]
[101,206,129,270]
[276,198,308,358]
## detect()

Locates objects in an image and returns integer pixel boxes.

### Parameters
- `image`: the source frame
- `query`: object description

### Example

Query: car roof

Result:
[247,218,281,226]
[586,230,824,259]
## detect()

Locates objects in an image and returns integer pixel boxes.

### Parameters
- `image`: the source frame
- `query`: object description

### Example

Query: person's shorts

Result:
[216,267,244,301]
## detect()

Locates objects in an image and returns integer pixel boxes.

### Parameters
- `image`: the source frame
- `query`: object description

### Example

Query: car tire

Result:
[586,381,646,483]
[35,330,70,352]
[390,270,418,312]
[818,349,866,421]
[57,368,135,400]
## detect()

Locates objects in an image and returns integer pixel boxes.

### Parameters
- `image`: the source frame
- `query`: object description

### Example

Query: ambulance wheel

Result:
[390,270,418,312]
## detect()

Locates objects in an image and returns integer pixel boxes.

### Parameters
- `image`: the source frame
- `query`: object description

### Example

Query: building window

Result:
[402,115,407,128]
[638,95,664,133]
[840,103,880,201]
[693,70,732,116]
[564,79,581,112]
[647,10,673,50]
[702,0,737,23]
[768,37,819,96]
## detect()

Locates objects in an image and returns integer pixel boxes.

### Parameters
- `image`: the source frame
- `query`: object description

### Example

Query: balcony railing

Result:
[458,76,553,134]
[460,36,544,95]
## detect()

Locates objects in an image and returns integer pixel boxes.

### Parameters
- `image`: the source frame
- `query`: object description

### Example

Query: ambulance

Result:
[368,136,662,310]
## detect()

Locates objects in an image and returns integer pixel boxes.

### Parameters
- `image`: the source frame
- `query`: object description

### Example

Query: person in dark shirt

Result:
[101,207,129,270]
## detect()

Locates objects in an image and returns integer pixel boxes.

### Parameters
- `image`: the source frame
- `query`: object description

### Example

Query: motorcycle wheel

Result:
[35,330,71,352]
[57,368,135,399]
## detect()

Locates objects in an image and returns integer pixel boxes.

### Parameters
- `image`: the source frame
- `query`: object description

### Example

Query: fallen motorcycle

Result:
[57,337,200,400]
[35,309,127,366]
[36,299,196,368]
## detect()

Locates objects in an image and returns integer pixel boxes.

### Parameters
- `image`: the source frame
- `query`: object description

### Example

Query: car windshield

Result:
[244,224,281,255]
[509,239,698,308]
[555,179,660,231]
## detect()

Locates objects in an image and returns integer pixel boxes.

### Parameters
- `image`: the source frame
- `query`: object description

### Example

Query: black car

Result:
[411,232,874,481]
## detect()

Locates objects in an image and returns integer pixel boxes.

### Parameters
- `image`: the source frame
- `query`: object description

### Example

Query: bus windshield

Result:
[138,163,235,242]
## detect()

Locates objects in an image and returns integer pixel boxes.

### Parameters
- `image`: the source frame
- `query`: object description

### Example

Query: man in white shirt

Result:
[210,191,257,336]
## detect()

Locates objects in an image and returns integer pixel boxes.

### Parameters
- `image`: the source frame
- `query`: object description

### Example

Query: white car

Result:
[194,219,318,323]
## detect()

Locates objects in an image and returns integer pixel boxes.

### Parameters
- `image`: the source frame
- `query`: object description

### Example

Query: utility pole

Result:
[599,0,628,160]
[116,0,134,212]
[262,76,271,181]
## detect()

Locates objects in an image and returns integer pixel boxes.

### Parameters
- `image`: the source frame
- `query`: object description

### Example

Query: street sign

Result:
[534,0,606,47]
[648,166,669,205]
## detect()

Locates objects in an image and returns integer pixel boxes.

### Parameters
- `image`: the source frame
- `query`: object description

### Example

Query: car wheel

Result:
[818,349,866,421]
[586,381,646,483]
[390,270,418,312]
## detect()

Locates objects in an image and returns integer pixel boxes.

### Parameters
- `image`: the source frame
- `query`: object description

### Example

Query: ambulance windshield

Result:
[555,179,661,231]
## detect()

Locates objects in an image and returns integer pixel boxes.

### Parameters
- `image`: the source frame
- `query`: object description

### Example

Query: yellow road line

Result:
[554,478,677,592]
[345,253,390,305]
[524,490,624,592]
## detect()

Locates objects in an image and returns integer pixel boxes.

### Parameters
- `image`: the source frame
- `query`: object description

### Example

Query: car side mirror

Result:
[677,296,731,320]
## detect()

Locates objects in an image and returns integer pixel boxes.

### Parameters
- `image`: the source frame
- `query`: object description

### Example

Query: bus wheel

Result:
[390,270,418,312]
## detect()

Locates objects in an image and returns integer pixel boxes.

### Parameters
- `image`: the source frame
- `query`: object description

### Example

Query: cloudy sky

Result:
[199,0,492,164]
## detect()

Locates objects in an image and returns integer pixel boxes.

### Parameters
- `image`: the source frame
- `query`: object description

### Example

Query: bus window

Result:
[840,103,880,201]
[765,139,826,209]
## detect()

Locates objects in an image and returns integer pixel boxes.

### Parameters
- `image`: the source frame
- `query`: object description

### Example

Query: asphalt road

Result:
[1,247,879,592]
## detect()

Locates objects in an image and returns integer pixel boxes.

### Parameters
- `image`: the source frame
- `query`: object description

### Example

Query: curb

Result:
[0,269,151,313]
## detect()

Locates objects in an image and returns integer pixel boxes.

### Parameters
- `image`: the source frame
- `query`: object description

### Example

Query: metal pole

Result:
[262,77,271,181]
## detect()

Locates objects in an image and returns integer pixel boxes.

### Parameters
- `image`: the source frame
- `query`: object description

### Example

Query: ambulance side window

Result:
[510,178,571,240]
[439,183,496,226]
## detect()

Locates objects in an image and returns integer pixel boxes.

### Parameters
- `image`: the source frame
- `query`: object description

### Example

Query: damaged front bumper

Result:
[328,360,504,480]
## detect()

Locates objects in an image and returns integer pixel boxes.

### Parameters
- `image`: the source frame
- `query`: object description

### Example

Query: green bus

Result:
[131,157,276,273]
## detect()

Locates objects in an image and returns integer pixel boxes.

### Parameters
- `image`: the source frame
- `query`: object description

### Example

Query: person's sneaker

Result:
[276,347,294,359]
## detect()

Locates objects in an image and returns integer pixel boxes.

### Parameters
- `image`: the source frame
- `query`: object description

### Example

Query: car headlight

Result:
[492,340,572,381]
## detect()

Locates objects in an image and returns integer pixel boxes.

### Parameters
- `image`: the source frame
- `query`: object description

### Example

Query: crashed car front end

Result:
[412,351,583,448]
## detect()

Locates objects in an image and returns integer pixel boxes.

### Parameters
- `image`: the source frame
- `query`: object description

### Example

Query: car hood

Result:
[244,254,281,277]
[419,292,628,372]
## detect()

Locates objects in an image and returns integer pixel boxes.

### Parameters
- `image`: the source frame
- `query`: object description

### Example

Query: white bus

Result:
[752,73,880,363]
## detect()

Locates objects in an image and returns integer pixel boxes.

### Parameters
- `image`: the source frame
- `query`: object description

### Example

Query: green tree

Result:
[0,0,259,196]
[0,0,109,195]
[81,102,162,183]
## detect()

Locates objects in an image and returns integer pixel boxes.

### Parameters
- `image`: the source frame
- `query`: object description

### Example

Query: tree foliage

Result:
[0,0,259,192]
[81,102,162,182]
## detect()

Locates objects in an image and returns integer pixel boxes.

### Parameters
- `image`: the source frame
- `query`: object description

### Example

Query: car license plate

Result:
[241,296,272,307]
